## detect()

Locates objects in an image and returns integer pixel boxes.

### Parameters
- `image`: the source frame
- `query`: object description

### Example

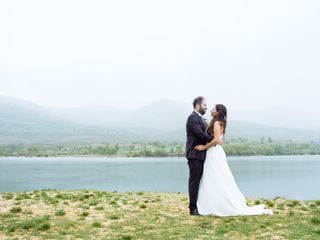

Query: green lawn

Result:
[0,190,319,239]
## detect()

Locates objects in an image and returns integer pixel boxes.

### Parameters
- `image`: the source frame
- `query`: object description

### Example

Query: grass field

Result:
[0,190,320,239]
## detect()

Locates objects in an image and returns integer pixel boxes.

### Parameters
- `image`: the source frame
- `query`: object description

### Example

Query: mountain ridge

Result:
[0,95,319,144]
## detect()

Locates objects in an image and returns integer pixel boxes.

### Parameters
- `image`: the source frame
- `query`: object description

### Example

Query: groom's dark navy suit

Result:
[186,111,213,212]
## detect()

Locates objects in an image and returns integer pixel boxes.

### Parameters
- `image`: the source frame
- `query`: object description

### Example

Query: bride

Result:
[194,104,273,216]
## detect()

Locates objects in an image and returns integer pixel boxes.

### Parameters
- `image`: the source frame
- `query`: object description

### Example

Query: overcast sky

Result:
[0,0,320,114]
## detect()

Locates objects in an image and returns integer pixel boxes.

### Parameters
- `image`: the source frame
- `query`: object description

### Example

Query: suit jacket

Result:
[185,111,213,161]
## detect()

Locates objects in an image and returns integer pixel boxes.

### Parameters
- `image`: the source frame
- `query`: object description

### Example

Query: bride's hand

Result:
[195,145,206,151]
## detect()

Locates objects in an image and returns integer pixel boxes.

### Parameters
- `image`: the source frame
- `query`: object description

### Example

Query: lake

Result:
[0,155,319,200]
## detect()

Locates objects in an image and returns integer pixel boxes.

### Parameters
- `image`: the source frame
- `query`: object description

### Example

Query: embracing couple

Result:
[186,96,273,217]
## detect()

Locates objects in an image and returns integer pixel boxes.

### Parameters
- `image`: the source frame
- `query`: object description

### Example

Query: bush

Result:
[92,221,102,228]
[55,209,66,216]
[10,207,22,213]
[109,214,120,220]
[81,211,89,217]
[139,204,147,209]
[311,217,320,224]
[3,193,14,200]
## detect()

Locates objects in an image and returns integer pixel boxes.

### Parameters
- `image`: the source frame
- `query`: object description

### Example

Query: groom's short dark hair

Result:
[193,96,206,108]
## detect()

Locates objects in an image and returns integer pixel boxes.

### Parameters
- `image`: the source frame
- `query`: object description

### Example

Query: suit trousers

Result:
[187,158,204,211]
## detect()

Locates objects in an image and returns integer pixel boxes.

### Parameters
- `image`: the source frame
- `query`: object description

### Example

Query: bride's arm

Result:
[195,121,222,151]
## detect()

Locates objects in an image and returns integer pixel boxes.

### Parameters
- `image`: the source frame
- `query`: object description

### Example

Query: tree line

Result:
[0,138,320,157]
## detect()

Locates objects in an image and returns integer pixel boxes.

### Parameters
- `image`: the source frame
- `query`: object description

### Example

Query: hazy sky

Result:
[1,0,320,112]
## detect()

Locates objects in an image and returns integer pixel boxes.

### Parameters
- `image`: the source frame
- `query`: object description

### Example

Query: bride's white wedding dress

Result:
[197,135,273,216]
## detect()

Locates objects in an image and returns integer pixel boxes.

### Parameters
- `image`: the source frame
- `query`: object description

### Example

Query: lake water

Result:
[0,155,319,200]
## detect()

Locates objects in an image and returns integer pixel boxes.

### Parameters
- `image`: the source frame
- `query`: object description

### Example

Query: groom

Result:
[186,96,217,215]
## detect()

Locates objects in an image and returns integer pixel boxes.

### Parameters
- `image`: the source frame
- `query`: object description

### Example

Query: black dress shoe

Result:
[190,209,200,215]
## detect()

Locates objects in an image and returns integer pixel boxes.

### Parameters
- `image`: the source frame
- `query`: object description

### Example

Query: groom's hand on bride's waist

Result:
[194,145,206,151]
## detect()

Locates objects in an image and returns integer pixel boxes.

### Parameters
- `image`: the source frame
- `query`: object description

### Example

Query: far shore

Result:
[1,139,320,158]
[1,153,320,158]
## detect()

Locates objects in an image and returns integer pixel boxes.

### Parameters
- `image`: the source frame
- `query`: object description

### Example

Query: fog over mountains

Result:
[0,95,319,144]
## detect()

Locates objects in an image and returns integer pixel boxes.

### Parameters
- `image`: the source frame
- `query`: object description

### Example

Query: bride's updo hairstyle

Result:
[208,104,227,135]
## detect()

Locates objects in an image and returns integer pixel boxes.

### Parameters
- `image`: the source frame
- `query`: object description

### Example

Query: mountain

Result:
[0,96,178,144]
[46,99,191,131]
[0,95,320,144]
[227,121,320,142]
[230,106,320,130]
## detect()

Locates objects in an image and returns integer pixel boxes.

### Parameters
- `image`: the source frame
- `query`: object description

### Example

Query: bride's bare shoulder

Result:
[214,121,224,133]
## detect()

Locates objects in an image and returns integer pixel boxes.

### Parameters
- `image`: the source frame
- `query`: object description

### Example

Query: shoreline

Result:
[1,153,320,158]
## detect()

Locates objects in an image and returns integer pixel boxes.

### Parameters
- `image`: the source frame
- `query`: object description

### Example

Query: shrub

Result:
[311,217,320,224]
[139,204,147,209]
[92,221,102,228]
[10,207,22,213]
[55,209,66,216]
[109,214,120,220]
[3,193,14,200]
[81,211,89,217]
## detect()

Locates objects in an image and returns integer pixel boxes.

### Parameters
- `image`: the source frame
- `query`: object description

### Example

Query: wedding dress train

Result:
[197,137,273,217]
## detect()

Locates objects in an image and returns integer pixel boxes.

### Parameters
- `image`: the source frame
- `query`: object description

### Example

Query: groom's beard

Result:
[199,110,206,115]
